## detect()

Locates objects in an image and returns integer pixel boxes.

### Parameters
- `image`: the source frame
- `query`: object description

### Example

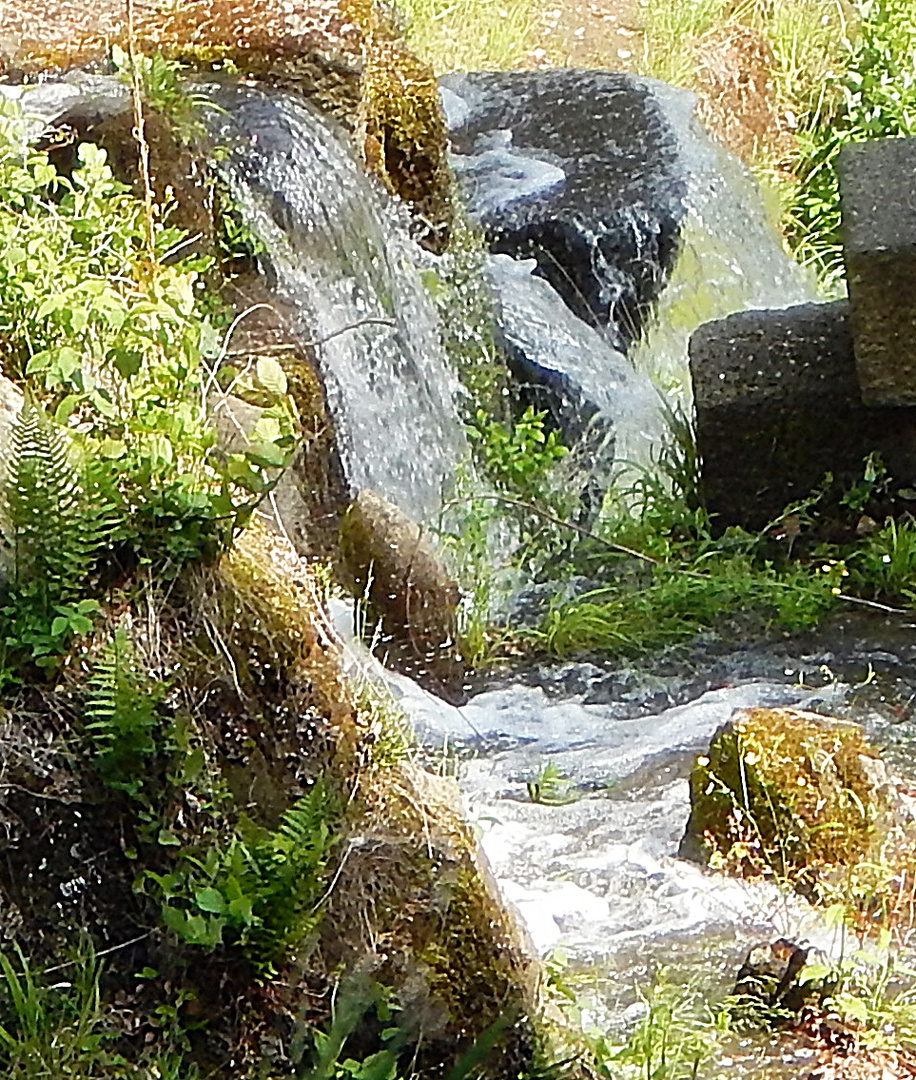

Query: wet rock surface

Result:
[441,68,689,352]
[485,254,665,510]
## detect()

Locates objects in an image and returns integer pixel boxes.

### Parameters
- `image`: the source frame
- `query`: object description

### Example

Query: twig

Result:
[835,593,909,615]
[124,0,156,260]
[43,932,153,976]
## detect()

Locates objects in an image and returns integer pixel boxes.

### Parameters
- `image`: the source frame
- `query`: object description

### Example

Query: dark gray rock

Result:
[838,137,916,406]
[440,69,689,352]
[690,301,916,530]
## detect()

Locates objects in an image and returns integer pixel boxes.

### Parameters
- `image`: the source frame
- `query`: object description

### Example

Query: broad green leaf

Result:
[195,886,227,915]
[256,355,287,396]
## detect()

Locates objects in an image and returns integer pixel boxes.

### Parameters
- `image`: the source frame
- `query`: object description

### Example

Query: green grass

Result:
[395,0,541,72]
[636,0,730,87]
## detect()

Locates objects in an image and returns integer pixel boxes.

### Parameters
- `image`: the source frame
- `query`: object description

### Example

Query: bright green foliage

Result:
[788,0,916,285]
[0,941,194,1079]
[147,782,335,968]
[84,629,168,799]
[468,407,568,503]
[852,517,916,600]
[538,554,841,658]
[0,99,294,575]
[589,973,725,1080]
[1,399,109,667]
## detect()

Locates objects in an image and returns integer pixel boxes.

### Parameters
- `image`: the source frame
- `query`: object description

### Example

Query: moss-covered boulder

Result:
[680,707,900,888]
[0,525,545,1077]
[339,489,466,704]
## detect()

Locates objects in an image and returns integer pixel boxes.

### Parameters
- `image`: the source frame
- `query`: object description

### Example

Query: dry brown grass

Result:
[694,22,796,169]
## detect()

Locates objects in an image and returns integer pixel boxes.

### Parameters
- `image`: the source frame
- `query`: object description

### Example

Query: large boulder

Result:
[441,68,690,352]
[689,301,916,531]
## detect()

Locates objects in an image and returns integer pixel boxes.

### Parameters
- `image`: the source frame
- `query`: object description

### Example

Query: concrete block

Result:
[839,138,916,406]
[690,302,916,530]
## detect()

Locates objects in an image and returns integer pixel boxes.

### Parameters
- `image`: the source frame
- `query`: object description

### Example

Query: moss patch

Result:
[680,707,891,884]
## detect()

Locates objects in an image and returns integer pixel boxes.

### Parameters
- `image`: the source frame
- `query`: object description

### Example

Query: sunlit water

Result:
[206,85,467,526]
[629,82,817,401]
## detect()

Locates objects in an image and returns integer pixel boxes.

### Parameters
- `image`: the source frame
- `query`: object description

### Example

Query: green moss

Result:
[683,707,885,880]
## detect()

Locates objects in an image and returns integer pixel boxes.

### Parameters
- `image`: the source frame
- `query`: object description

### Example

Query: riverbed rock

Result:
[339,490,466,704]
[441,68,689,352]
[690,301,916,531]
[838,137,916,407]
[680,707,902,884]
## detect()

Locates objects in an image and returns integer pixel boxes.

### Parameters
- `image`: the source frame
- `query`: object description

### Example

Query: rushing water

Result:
[630,83,817,399]
[330,601,916,1076]
[207,85,468,527]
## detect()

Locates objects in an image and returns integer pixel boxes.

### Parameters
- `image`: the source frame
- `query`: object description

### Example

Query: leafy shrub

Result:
[0,99,294,579]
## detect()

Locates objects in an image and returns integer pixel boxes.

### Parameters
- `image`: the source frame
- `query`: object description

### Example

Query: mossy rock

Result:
[1,0,452,243]
[679,707,897,883]
[0,525,554,1076]
[339,489,466,704]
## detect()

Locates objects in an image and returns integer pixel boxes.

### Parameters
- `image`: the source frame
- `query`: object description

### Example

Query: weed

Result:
[0,939,194,1079]
[526,761,577,805]
[144,780,337,970]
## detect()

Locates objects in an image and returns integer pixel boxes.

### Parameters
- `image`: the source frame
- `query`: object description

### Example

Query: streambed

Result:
[339,604,916,1070]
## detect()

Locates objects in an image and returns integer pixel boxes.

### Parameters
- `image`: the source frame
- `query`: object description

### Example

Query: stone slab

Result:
[690,302,916,530]
[838,137,916,406]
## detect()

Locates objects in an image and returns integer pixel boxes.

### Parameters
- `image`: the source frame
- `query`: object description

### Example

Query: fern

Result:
[84,628,166,798]
[250,785,335,955]
[1,399,114,665]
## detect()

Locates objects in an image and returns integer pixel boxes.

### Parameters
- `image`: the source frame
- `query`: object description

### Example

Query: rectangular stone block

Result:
[838,138,916,406]
[690,302,916,531]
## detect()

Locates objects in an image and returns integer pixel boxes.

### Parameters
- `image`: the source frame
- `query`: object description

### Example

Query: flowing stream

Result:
[211,74,914,1073]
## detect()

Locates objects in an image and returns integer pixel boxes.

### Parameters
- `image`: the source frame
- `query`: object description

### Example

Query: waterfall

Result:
[206,84,468,527]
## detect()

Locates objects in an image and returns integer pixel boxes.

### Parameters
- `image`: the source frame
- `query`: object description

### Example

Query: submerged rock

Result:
[485,253,665,509]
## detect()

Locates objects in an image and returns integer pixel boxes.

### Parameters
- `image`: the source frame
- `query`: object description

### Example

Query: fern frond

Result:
[84,628,165,796]
[3,398,106,614]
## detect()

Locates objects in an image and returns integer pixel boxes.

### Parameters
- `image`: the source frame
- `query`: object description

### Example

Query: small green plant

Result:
[468,406,569,502]
[0,939,195,1079]
[852,517,916,599]
[111,46,212,147]
[590,973,727,1080]
[84,628,169,800]
[145,781,337,969]
[1,399,110,670]
[526,761,577,805]
[801,927,916,1052]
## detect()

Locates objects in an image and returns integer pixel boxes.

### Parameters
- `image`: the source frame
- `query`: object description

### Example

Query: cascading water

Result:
[200,70,916,1072]
[206,84,467,527]
[630,80,818,398]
